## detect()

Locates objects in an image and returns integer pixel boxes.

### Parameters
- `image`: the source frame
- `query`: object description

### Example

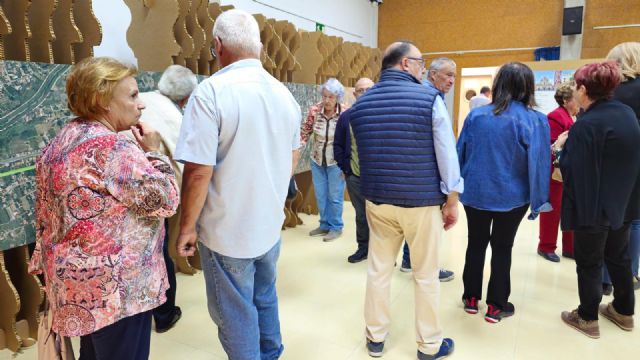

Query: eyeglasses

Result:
[406,56,425,68]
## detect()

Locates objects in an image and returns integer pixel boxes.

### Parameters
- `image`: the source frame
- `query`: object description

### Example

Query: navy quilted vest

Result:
[350,69,445,207]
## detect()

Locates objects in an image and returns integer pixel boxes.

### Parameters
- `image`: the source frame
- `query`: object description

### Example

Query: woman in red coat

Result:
[537,84,579,262]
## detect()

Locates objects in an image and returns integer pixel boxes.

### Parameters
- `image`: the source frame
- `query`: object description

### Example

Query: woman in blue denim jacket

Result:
[457,62,551,323]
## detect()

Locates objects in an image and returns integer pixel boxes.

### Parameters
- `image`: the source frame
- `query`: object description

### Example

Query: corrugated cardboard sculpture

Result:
[51,0,82,64]
[124,0,181,72]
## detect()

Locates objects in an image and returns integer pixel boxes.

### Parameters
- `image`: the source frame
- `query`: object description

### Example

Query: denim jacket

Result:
[457,101,552,219]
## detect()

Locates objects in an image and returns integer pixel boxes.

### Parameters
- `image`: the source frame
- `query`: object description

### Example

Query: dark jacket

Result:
[349,69,443,207]
[560,99,640,231]
[614,76,640,120]
[614,76,640,223]
[333,108,353,175]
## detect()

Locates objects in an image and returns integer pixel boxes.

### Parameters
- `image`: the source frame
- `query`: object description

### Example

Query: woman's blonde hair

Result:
[606,42,640,80]
[66,57,137,119]
[554,83,574,107]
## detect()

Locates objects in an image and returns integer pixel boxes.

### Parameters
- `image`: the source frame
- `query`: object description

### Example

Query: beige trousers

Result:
[364,201,443,355]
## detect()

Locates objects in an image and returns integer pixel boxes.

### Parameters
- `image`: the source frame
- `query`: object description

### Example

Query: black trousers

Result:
[574,224,635,320]
[79,310,152,360]
[462,204,528,309]
[153,219,178,328]
[346,174,369,250]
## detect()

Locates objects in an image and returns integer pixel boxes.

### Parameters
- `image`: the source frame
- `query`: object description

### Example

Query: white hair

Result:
[321,78,345,102]
[212,9,262,58]
[157,65,198,102]
[429,57,456,73]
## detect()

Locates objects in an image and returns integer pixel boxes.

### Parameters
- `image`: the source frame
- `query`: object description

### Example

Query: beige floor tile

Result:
[4,204,639,360]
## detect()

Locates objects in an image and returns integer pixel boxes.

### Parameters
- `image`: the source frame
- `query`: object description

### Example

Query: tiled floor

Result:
[5,204,639,359]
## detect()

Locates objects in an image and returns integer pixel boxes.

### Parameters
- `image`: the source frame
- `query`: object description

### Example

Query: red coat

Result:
[548,106,574,143]
[548,106,574,168]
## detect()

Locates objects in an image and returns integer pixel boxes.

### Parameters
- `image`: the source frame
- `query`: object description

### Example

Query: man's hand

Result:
[442,192,459,230]
[176,229,198,257]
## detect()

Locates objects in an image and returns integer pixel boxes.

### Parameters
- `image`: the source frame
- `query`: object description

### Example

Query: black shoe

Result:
[562,251,574,259]
[537,249,560,262]
[485,302,515,323]
[348,248,368,263]
[603,283,613,296]
[156,307,182,333]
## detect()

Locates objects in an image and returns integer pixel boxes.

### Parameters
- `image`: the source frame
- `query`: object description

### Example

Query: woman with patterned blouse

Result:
[29,57,179,360]
[300,78,347,242]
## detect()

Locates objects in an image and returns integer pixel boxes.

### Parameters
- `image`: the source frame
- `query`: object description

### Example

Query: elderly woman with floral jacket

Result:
[29,57,179,360]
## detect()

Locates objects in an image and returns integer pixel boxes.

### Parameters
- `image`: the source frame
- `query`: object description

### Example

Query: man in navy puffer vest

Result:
[350,41,463,360]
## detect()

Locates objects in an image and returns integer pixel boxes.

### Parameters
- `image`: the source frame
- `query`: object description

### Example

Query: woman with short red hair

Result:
[558,61,640,338]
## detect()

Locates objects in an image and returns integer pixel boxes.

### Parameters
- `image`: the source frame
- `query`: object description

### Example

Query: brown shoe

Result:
[561,309,600,338]
[599,303,634,331]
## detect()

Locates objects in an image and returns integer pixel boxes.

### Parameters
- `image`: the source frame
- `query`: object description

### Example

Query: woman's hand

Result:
[131,121,161,152]
[553,130,569,151]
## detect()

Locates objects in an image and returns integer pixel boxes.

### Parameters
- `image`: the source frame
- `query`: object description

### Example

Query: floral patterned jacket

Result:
[29,119,180,336]
[300,102,346,166]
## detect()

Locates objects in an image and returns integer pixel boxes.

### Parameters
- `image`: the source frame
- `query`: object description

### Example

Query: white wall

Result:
[92,0,137,66]
[92,0,379,68]
[221,0,379,47]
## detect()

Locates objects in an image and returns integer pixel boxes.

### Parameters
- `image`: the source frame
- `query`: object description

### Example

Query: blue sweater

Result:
[350,69,444,207]
[457,101,552,219]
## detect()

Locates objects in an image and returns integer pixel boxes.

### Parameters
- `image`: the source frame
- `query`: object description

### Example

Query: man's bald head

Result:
[354,77,375,99]
[381,41,424,80]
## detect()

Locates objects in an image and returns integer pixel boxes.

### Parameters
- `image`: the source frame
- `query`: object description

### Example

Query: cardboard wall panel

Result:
[0,252,21,352]
[1,0,31,61]
[125,0,181,72]
[27,0,56,63]
[0,5,12,60]
[173,0,194,67]
[51,0,82,64]
[292,31,323,84]
[72,0,101,62]
[185,0,206,74]
[196,0,214,75]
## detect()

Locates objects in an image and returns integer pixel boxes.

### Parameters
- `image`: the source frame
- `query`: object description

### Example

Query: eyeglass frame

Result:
[405,56,425,68]
[210,37,222,60]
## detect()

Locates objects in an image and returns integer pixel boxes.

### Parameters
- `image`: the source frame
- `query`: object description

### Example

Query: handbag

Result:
[552,167,563,182]
[38,304,75,360]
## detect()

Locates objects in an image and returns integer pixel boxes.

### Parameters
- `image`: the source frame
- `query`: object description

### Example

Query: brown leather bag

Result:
[552,167,563,182]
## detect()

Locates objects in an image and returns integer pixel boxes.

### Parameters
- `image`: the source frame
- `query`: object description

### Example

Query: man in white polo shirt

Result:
[174,9,301,360]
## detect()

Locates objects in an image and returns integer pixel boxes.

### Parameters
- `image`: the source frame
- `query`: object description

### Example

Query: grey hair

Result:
[321,78,345,102]
[158,65,198,102]
[429,57,457,72]
[212,9,262,58]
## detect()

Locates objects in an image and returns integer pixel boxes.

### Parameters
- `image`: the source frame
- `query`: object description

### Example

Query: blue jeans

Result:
[198,241,284,360]
[311,162,345,231]
[603,219,640,284]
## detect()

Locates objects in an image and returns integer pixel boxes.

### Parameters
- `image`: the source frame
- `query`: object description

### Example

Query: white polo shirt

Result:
[175,59,301,258]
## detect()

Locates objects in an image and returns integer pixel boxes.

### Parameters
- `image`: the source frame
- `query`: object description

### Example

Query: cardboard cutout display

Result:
[51,0,82,64]
[124,0,181,72]
[1,0,31,61]
[27,0,57,63]
[72,0,101,62]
